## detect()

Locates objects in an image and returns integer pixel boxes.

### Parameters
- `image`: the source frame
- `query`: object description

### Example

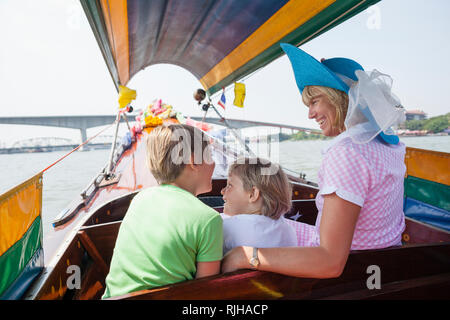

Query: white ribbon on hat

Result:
[341,69,406,144]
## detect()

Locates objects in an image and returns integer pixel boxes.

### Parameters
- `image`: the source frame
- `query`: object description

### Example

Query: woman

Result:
[221,43,407,278]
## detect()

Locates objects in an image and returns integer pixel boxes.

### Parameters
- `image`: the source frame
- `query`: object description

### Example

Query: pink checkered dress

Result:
[285,133,406,250]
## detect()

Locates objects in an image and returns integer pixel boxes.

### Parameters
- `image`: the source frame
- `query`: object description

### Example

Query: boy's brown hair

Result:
[228,158,292,219]
[146,124,210,184]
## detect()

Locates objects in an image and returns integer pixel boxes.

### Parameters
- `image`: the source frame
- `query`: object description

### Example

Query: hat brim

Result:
[280,43,349,93]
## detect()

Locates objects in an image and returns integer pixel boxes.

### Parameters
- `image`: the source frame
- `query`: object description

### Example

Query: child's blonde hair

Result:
[302,85,349,132]
[146,124,210,184]
[228,158,292,219]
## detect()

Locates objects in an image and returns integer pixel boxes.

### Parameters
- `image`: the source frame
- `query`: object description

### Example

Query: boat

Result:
[1,0,449,300]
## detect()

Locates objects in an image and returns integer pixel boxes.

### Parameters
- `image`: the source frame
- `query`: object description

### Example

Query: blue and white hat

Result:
[281,43,405,145]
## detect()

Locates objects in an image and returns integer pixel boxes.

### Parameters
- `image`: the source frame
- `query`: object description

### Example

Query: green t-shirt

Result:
[102,184,223,299]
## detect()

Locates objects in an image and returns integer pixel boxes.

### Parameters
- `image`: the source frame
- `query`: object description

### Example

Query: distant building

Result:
[406,110,427,121]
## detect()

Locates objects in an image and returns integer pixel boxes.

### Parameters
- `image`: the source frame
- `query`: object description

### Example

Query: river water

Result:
[1,135,449,240]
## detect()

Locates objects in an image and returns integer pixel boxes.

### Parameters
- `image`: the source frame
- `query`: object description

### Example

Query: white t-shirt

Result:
[221,213,297,254]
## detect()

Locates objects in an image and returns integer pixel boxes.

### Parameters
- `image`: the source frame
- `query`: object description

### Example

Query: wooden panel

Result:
[34,237,85,300]
[324,272,450,299]
[404,176,450,211]
[59,221,122,300]
[405,147,450,186]
[73,262,106,300]
[402,217,450,245]
[84,191,137,226]
[107,243,450,300]
[291,181,318,200]
[284,199,318,225]
[77,231,109,277]
[34,205,450,300]
[199,178,227,197]
[80,221,122,266]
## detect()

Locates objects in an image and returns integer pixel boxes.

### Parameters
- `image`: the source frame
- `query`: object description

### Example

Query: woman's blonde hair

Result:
[146,124,210,184]
[302,86,349,132]
[228,158,292,219]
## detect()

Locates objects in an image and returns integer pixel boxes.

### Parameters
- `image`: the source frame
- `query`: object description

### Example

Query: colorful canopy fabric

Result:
[80,0,380,96]
[404,147,450,231]
[0,173,44,299]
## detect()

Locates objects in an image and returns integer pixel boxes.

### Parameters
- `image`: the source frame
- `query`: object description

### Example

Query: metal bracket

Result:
[98,173,121,188]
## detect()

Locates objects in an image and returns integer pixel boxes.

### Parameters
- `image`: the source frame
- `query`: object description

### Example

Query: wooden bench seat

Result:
[78,203,450,277]
[77,220,122,276]
[75,201,450,300]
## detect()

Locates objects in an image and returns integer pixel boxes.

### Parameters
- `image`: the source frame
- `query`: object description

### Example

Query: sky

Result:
[0,0,449,146]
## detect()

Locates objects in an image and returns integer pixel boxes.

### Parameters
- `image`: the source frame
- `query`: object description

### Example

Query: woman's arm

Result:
[221,193,361,278]
[196,260,221,279]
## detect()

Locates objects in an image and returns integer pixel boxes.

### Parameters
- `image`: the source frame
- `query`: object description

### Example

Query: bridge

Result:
[0,136,114,154]
[0,115,320,155]
[0,115,319,148]
[11,137,76,148]
[0,115,130,143]
[0,115,319,135]
[190,117,320,134]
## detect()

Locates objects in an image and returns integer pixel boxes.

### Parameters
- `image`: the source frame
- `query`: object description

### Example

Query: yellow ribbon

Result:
[233,82,246,108]
[118,85,137,109]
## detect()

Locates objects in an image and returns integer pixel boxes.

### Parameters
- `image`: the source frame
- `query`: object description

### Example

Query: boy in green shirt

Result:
[103,124,223,299]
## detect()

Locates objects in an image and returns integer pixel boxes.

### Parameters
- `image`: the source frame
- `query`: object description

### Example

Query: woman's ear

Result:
[249,187,260,203]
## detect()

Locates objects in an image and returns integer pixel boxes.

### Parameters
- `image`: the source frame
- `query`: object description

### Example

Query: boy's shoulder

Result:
[134,184,192,201]
[135,185,219,217]
[224,213,273,221]
[223,214,275,227]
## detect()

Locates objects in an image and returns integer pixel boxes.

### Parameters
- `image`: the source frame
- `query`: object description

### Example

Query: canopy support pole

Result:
[105,111,121,178]
[207,102,256,157]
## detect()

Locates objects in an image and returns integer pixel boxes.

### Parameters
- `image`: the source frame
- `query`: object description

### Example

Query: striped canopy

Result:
[81,0,380,96]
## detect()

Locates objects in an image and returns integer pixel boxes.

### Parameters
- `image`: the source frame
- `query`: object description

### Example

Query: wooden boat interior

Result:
[28,175,450,300]
[20,125,449,301]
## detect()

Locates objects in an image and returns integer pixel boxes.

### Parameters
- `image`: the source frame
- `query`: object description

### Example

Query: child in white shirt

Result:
[221,158,297,254]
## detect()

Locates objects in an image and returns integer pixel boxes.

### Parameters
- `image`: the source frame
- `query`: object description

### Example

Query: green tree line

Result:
[290,131,329,141]
[287,112,449,141]
[405,113,450,133]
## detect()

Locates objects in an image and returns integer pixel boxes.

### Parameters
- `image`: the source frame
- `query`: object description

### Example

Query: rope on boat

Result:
[40,121,117,174]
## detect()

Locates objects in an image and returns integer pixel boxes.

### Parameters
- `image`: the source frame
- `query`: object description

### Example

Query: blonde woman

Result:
[222,44,406,278]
